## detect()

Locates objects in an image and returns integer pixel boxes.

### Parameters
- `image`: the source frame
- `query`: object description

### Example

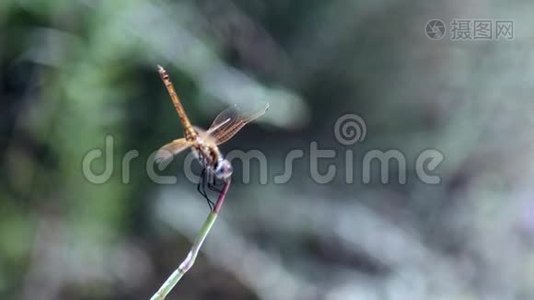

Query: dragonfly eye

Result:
[214,160,233,180]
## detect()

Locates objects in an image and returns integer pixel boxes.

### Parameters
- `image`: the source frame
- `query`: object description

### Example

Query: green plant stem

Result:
[150,180,231,300]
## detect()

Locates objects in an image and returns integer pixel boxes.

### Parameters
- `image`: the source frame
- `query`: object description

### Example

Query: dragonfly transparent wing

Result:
[207,103,269,145]
[155,138,193,164]
[192,126,217,145]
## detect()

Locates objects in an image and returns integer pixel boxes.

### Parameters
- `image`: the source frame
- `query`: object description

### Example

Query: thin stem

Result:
[150,180,231,300]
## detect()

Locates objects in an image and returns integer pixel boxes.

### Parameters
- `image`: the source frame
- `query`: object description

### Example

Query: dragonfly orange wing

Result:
[155,138,194,164]
[207,103,269,145]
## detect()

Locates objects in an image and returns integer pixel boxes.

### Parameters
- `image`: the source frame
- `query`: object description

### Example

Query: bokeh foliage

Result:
[2,0,534,299]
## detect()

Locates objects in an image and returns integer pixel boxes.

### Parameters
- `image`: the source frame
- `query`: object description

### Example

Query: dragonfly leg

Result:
[207,172,225,194]
[194,152,217,209]
[197,169,211,209]
[205,170,215,209]
[207,182,223,193]
[197,167,215,209]
[196,169,207,198]
[214,177,225,188]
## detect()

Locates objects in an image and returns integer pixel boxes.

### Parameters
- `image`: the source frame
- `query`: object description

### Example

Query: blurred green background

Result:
[2,0,534,299]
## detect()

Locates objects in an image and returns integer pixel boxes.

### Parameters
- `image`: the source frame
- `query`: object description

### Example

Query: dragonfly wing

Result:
[192,126,217,145]
[155,138,193,164]
[207,103,269,145]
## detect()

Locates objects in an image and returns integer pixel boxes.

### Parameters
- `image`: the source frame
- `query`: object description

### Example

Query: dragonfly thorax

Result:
[192,144,232,180]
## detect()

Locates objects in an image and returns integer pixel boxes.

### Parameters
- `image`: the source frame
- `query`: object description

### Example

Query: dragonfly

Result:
[155,65,268,208]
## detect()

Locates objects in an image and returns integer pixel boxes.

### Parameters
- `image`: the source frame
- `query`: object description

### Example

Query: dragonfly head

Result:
[214,159,233,180]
